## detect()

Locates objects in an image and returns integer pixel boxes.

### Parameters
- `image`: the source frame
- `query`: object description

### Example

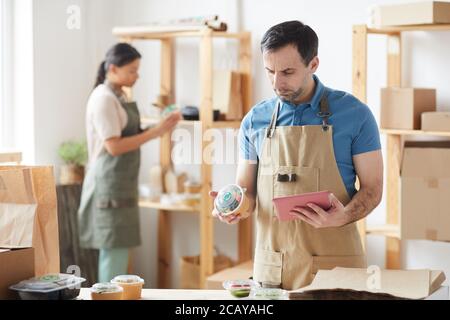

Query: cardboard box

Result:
[371,1,450,27]
[206,260,253,289]
[421,112,450,132]
[0,248,35,300]
[290,267,446,300]
[401,141,450,241]
[213,70,243,120]
[380,87,436,130]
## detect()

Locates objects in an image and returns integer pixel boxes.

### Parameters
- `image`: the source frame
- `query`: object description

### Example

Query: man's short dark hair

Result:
[260,20,318,65]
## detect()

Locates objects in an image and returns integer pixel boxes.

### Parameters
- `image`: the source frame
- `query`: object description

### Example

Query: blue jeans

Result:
[98,248,129,283]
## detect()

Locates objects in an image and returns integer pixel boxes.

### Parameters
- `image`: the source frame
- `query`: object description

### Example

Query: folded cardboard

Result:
[213,70,243,120]
[0,166,59,276]
[205,260,253,289]
[380,87,436,130]
[0,247,35,300]
[370,1,450,27]
[427,285,449,300]
[401,141,450,241]
[421,112,450,132]
[289,267,446,300]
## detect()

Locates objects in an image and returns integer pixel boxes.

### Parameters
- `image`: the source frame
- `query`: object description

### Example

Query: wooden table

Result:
[77,286,449,300]
[78,288,237,300]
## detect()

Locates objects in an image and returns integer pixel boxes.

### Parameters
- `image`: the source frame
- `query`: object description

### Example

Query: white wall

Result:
[30,0,118,172]
[12,0,35,162]
[21,0,450,288]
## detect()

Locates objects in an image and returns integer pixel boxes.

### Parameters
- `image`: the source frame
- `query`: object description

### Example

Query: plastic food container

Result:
[90,283,123,300]
[161,104,179,118]
[250,287,288,300]
[110,275,144,300]
[214,184,250,218]
[223,279,260,298]
[9,273,85,300]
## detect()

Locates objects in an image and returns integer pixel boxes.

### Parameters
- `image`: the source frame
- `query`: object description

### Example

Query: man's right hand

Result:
[209,191,241,225]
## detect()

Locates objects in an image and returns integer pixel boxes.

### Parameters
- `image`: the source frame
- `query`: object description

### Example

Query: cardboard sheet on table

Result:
[289,267,446,300]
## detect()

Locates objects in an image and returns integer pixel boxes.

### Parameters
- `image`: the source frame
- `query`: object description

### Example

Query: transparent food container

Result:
[223,279,260,298]
[90,283,123,300]
[9,273,85,300]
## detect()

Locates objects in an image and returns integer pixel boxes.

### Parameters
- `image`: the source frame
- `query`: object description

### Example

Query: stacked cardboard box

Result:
[401,141,450,241]
[370,1,450,27]
[380,87,436,130]
[421,112,450,131]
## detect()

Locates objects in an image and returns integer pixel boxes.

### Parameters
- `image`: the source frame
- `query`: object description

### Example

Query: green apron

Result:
[78,100,141,249]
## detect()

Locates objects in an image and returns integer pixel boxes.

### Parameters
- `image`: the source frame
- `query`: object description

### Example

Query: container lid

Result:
[250,287,288,300]
[91,283,124,294]
[214,184,245,216]
[223,279,260,291]
[9,273,86,293]
[111,275,145,284]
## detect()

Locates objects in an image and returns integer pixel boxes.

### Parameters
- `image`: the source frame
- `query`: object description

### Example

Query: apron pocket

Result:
[310,255,367,277]
[274,166,319,198]
[95,197,139,228]
[254,249,283,287]
[96,197,137,209]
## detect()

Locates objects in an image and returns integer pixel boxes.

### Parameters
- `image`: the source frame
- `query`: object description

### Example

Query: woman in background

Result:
[78,43,181,282]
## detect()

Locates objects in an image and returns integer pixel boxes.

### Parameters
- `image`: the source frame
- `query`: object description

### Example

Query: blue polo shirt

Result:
[239,75,381,198]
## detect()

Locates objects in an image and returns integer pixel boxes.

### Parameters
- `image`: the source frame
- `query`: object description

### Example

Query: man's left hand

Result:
[290,193,351,228]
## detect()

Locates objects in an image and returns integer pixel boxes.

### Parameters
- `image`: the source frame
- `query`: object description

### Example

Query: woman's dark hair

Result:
[260,20,318,66]
[94,43,142,88]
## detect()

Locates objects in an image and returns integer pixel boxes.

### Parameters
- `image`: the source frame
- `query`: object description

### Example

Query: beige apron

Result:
[254,89,367,290]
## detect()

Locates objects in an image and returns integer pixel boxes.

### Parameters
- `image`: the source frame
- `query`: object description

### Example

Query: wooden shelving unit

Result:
[114,26,253,288]
[352,24,450,269]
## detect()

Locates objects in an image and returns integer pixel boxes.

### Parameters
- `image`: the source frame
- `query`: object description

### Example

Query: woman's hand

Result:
[155,111,182,136]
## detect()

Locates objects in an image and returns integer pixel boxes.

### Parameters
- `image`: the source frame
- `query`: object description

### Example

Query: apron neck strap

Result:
[266,100,281,138]
[317,89,331,131]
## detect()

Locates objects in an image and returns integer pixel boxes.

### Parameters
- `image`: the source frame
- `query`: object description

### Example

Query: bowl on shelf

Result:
[181,106,221,121]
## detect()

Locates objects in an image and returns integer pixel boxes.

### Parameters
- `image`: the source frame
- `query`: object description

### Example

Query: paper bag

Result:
[0,166,60,275]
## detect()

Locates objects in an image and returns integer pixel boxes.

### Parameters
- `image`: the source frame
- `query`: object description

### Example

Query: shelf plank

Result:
[367,24,450,34]
[366,224,400,239]
[381,128,450,137]
[212,121,241,129]
[139,199,199,213]
[113,26,248,40]
[141,117,241,129]
[0,151,22,164]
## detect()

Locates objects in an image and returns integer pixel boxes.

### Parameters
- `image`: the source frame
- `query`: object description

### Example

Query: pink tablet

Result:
[272,191,332,221]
